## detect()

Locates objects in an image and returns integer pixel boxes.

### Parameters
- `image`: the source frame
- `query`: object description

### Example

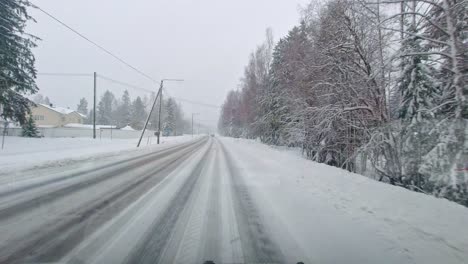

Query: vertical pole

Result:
[157,85,163,144]
[110,125,113,140]
[93,72,97,139]
[192,114,194,138]
[137,80,163,147]
[1,123,7,150]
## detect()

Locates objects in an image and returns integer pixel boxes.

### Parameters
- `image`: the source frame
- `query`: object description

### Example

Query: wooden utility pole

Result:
[93,72,97,139]
[137,80,163,147]
[157,86,163,144]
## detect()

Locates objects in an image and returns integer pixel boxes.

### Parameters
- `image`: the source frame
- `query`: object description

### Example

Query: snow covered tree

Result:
[76,97,88,115]
[0,0,38,124]
[217,0,467,205]
[396,11,439,188]
[163,97,177,136]
[115,90,131,128]
[130,96,146,130]
[22,115,39,137]
[97,90,116,125]
[86,109,94,125]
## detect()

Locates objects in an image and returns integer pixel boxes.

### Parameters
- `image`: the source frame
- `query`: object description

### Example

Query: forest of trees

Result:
[218,0,467,205]
[75,90,191,135]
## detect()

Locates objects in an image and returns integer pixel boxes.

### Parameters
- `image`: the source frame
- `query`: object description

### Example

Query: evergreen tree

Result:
[77,98,88,115]
[97,90,115,125]
[130,96,146,130]
[116,90,131,127]
[163,98,177,135]
[43,96,50,106]
[86,109,94,125]
[0,0,38,124]
[22,115,39,137]
[397,24,438,122]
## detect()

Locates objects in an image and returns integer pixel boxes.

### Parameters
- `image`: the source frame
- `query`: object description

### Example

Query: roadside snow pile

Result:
[220,137,468,264]
[0,136,196,173]
[120,125,135,131]
[64,123,117,129]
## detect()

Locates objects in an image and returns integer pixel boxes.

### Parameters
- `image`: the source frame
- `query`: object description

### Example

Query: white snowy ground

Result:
[1,135,467,264]
[220,137,468,264]
[0,135,196,173]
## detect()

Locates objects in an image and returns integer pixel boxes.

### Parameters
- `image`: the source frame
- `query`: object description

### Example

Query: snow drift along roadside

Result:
[219,137,468,264]
[0,135,197,174]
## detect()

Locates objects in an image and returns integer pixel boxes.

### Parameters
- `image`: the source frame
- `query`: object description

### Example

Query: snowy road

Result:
[0,136,467,264]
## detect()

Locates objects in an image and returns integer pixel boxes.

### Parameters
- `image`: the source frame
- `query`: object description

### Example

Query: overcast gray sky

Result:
[28,0,309,130]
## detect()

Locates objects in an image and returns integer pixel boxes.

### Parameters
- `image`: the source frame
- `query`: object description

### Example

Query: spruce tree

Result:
[77,98,88,115]
[163,98,176,135]
[397,24,438,123]
[116,90,131,127]
[0,0,38,124]
[97,90,115,125]
[397,21,438,189]
[22,115,39,137]
[130,96,146,130]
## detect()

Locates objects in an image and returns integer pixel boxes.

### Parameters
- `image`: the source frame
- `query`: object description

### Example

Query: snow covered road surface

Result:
[0,136,467,263]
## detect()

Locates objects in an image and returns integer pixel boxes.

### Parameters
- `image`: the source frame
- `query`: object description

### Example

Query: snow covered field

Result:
[0,135,197,173]
[221,137,468,264]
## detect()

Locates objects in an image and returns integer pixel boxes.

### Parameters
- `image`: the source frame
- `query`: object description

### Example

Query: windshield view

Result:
[0,0,467,263]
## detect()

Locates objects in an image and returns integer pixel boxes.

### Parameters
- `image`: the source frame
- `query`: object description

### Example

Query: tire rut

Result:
[0,139,205,222]
[125,140,213,264]
[218,139,285,264]
[0,138,208,264]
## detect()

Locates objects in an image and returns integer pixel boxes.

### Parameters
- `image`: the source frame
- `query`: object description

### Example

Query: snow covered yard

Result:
[220,137,468,264]
[0,135,197,174]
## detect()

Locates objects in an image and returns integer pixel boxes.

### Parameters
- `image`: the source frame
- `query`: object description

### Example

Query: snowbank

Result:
[64,123,117,129]
[0,135,197,173]
[220,137,468,264]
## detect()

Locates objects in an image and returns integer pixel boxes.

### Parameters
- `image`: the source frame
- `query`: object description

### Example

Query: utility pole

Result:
[174,114,177,136]
[137,80,163,147]
[137,78,183,147]
[93,72,97,139]
[157,86,163,144]
[1,121,8,150]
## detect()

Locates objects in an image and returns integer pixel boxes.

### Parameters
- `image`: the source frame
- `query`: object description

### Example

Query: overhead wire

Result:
[32,4,160,84]
[96,74,155,94]
[38,72,93,77]
[32,5,221,111]
[162,87,220,109]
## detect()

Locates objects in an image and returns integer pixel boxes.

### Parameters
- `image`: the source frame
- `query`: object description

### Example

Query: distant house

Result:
[30,104,86,127]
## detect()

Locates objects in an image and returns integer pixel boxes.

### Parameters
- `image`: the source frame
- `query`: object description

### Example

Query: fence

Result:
[1,127,156,139]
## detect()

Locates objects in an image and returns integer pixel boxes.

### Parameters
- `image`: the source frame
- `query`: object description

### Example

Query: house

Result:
[30,104,86,127]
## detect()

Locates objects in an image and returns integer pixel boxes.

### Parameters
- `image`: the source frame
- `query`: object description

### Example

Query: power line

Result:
[36,70,219,109]
[172,97,221,109]
[162,87,220,109]
[32,4,159,84]
[38,72,93,77]
[97,74,155,93]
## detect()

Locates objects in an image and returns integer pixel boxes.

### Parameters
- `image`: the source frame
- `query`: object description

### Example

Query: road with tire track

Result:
[0,137,286,264]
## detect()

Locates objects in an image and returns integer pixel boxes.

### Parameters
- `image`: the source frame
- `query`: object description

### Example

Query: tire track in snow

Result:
[124,140,213,264]
[200,140,222,262]
[0,138,208,264]
[218,138,285,263]
[0,139,205,222]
